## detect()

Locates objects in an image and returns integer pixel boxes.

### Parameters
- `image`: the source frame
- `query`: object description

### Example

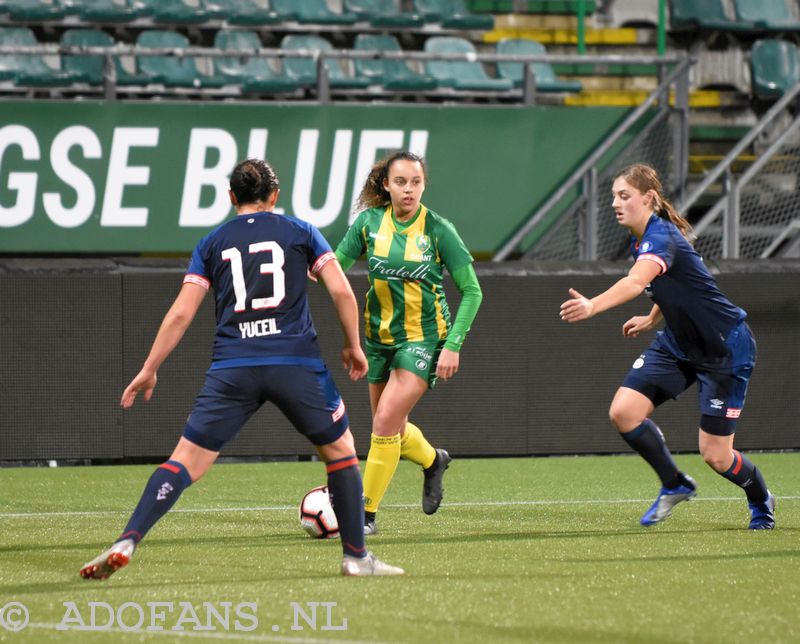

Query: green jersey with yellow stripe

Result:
[335,204,474,346]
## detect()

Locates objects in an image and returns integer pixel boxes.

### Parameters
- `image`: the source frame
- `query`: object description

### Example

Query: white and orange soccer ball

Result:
[299,485,339,539]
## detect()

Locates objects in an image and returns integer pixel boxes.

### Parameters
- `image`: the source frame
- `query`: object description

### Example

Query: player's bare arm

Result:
[560,259,661,322]
[316,258,368,380]
[622,304,663,337]
[120,283,207,408]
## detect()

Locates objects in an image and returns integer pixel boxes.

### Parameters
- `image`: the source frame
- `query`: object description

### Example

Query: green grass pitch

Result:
[1,453,798,643]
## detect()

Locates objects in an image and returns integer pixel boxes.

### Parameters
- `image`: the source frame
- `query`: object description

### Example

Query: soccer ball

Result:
[299,485,339,539]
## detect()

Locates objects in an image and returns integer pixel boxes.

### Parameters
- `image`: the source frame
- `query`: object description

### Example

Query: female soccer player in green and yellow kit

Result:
[335,151,482,535]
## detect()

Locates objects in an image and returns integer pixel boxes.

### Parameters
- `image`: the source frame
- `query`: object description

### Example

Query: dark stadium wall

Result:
[0,101,635,257]
[1,259,798,461]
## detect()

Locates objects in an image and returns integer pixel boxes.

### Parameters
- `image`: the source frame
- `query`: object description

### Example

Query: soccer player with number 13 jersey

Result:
[80,159,403,578]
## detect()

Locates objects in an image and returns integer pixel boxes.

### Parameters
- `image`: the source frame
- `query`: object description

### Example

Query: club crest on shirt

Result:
[641,241,652,253]
[415,235,431,253]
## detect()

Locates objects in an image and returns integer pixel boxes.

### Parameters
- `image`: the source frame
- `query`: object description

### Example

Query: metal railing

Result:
[492,54,692,260]
[1,43,681,104]
[677,82,800,259]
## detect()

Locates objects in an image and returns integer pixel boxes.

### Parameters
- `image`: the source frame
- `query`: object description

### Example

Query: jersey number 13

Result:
[221,241,285,312]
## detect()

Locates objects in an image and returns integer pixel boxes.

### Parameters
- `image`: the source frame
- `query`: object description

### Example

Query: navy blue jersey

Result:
[632,214,746,363]
[185,211,336,368]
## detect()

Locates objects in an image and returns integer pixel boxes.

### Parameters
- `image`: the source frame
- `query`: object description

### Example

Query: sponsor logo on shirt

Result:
[368,257,431,281]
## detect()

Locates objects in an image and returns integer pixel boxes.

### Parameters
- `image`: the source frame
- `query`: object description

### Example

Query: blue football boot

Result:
[640,474,697,526]
[748,491,776,530]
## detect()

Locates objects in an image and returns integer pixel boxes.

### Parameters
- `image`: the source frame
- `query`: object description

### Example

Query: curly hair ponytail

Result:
[355,151,427,212]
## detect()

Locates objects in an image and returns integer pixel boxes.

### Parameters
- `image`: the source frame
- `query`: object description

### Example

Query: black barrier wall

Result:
[1,259,798,461]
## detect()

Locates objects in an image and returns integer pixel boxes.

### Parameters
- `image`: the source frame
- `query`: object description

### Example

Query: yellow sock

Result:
[363,433,401,513]
[400,422,436,469]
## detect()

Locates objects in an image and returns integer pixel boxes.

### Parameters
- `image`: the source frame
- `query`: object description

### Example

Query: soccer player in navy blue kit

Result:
[559,163,775,530]
[80,159,403,578]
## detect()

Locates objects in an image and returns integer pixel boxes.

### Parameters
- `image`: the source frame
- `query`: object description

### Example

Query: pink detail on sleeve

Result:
[183,274,210,290]
[637,254,667,275]
[311,251,336,275]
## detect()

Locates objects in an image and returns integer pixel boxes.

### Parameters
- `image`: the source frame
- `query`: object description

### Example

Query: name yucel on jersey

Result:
[239,318,281,338]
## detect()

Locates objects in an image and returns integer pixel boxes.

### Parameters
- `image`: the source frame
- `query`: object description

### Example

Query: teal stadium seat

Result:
[60,28,152,87]
[0,26,75,86]
[271,0,358,25]
[669,0,755,31]
[344,0,424,28]
[470,0,513,11]
[136,30,225,88]
[424,36,513,91]
[354,33,438,91]
[134,0,209,24]
[213,30,303,94]
[751,39,800,98]
[203,0,282,25]
[413,0,494,29]
[734,0,800,31]
[60,28,114,85]
[64,0,139,23]
[282,34,371,89]
[4,0,66,21]
[496,38,582,92]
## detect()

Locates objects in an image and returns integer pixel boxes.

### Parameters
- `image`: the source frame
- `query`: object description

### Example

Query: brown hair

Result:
[229,158,279,205]
[355,151,428,211]
[614,164,693,240]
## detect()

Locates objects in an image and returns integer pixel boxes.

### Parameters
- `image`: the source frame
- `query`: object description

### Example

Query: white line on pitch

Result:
[1,496,797,519]
[24,623,390,644]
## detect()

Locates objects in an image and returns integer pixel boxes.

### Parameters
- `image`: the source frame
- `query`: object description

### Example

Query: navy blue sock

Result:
[326,456,366,559]
[118,460,192,544]
[621,419,682,489]
[721,451,769,504]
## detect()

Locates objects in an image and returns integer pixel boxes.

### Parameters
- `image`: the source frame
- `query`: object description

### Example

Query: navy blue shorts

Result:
[622,322,756,434]
[183,364,349,452]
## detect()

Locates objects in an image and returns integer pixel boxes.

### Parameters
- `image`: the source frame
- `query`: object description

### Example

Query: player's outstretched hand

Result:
[342,346,368,381]
[435,348,459,382]
[120,369,157,408]
[560,288,594,323]
[622,315,654,337]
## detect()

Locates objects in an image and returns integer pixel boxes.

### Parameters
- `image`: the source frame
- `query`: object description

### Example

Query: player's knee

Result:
[317,429,355,462]
[608,402,638,432]
[371,408,401,437]
[700,448,730,473]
